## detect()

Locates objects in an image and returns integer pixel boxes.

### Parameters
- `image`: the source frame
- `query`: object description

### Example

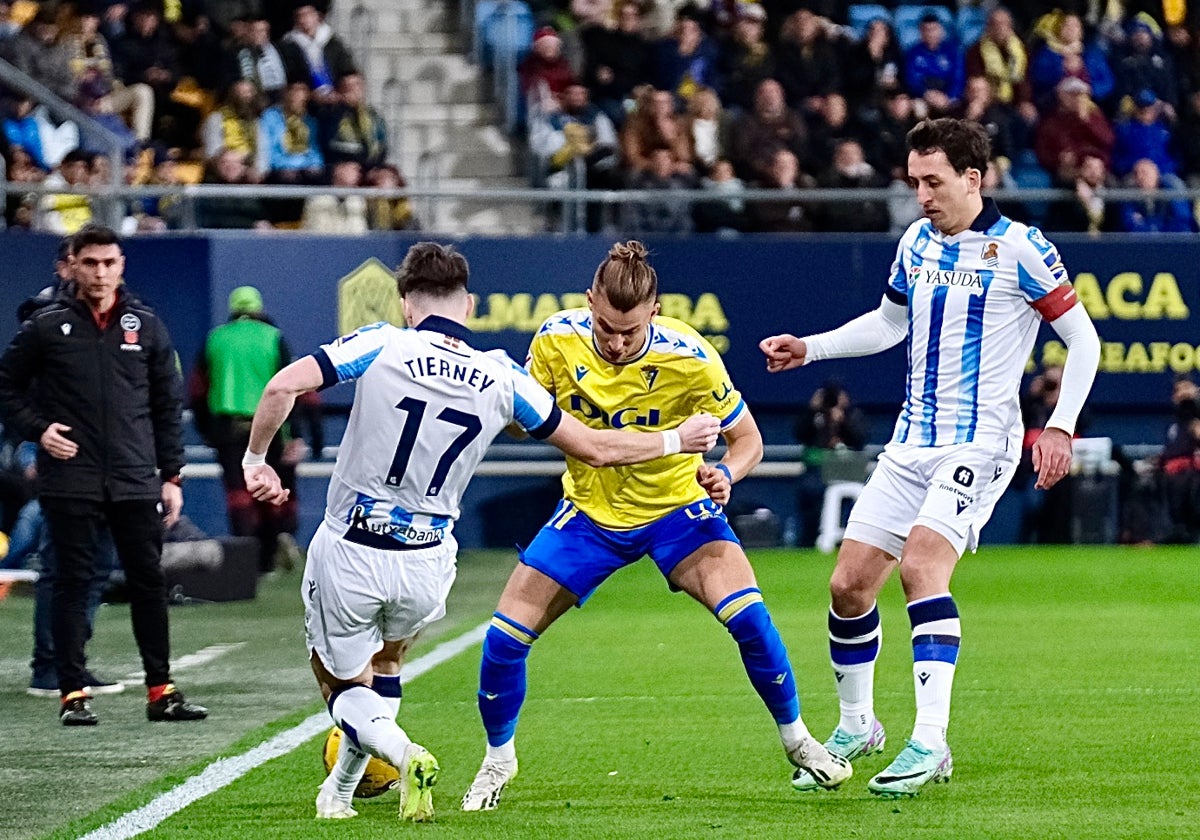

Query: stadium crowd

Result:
[515,0,1200,233]
[0,0,416,232]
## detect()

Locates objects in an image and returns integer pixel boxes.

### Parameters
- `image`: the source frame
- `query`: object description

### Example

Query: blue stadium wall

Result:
[2,231,1196,547]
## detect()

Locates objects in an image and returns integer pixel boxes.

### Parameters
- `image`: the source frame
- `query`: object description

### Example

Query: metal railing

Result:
[0,57,128,227]
[5,181,1200,234]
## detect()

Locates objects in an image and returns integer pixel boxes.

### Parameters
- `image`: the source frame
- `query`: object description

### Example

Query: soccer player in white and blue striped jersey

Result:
[761,119,1101,798]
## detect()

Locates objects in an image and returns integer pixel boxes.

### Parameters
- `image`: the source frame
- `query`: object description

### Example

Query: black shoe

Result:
[60,695,99,726]
[147,684,208,722]
[81,670,126,695]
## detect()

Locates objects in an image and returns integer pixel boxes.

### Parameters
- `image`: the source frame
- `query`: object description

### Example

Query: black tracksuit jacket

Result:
[0,286,184,501]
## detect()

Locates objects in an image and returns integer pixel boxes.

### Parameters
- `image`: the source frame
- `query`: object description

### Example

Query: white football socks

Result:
[330,684,413,770]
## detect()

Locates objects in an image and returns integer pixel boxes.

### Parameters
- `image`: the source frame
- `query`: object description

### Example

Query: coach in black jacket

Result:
[0,226,207,726]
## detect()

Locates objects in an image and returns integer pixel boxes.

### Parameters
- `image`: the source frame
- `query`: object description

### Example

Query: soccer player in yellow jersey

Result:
[462,241,851,811]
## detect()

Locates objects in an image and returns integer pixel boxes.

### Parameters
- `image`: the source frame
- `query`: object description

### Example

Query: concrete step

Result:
[382,101,499,125]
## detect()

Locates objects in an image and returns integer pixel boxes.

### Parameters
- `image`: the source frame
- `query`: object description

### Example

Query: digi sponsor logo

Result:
[569,394,661,429]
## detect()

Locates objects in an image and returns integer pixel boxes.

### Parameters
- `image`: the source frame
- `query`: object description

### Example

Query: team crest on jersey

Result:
[641,365,659,390]
[981,241,1000,267]
[119,313,142,351]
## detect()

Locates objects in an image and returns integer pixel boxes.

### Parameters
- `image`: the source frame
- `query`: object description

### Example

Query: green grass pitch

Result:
[1,545,1197,839]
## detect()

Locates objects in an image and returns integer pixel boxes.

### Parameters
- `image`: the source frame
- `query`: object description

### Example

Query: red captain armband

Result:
[1031,285,1078,321]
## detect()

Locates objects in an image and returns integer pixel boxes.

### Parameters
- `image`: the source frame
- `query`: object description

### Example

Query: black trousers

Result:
[210,414,297,571]
[41,496,171,695]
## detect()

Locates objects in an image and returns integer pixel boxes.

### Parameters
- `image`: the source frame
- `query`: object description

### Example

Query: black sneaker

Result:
[147,684,208,722]
[82,670,126,695]
[60,695,99,726]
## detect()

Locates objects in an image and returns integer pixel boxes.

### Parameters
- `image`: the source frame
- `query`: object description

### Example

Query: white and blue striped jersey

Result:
[886,199,1077,451]
[312,315,562,547]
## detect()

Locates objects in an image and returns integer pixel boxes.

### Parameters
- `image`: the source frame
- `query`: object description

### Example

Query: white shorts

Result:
[843,441,1017,559]
[302,522,458,680]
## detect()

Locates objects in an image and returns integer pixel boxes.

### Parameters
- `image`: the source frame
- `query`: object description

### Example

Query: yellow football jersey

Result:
[527,309,745,529]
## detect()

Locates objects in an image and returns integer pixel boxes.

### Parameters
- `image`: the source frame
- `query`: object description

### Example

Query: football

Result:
[322,727,400,798]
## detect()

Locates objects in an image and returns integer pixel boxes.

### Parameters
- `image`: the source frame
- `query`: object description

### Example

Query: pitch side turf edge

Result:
[78,621,490,840]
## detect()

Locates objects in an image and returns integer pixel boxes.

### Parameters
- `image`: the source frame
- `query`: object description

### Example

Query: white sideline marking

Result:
[80,621,490,840]
[119,643,247,686]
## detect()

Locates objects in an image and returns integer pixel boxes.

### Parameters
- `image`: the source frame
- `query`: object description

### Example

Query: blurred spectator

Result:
[302,159,368,233]
[3,93,79,172]
[628,145,695,233]
[966,7,1036,124]
[620,86,692,179]
[1179,89,1200,180]
[531,82,619,193]
[1,8,76,102]
[202,77,263,160]
[519,26,575,105]
[113,3,199,148]
[775,9,841,115]
[716,2,773,112]
[580,0,653,127]
[792,379,868,548]
[1035,77,1114,184]
[1116,14,1178,113]
[74,76,139,162]
[866,89,917,181]
[1117,158,1197,232]
[319,72,387,170]
[842,17,904,112]
[256,80,324,183]
[1160,376,1200,543]
[684,86,730,171]
[955,76,1015,165]
[1111,89,1178,178]
[694,158,746,234]
[0,0,19,42]
[653,7,718,101]
[1046,153,1115,234]
[172,5,225,94]
[905,12,964,116]
[806,93,863,172]
[196,148,271,229]
[135,145,186,231]
[365,164,417,231]
[3,145,45,229]
[815,138,888,232]
[223,14,290,102]
[730,78,807,182]
[1016,364,1087,544]
[37,150,94,234]
[279,2,356,103]
[1029,12,1115,110]
[747,147,816,232]
[65,8,155,141]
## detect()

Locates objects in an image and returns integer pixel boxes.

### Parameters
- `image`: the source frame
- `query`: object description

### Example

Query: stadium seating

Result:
[1010,148,1053,227]
[847,4,892,41]
[956,6,987,48]
[474,0,535,67]
[893,5,955,52]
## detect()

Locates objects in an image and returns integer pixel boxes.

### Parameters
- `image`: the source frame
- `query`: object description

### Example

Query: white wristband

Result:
[242,450,267,467]
[662,428,681,456]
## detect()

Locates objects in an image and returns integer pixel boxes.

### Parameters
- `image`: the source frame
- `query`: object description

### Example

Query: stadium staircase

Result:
[331,0,541,234]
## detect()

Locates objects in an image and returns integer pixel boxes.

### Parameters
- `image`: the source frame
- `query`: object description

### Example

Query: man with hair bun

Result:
[462,240,851,812]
